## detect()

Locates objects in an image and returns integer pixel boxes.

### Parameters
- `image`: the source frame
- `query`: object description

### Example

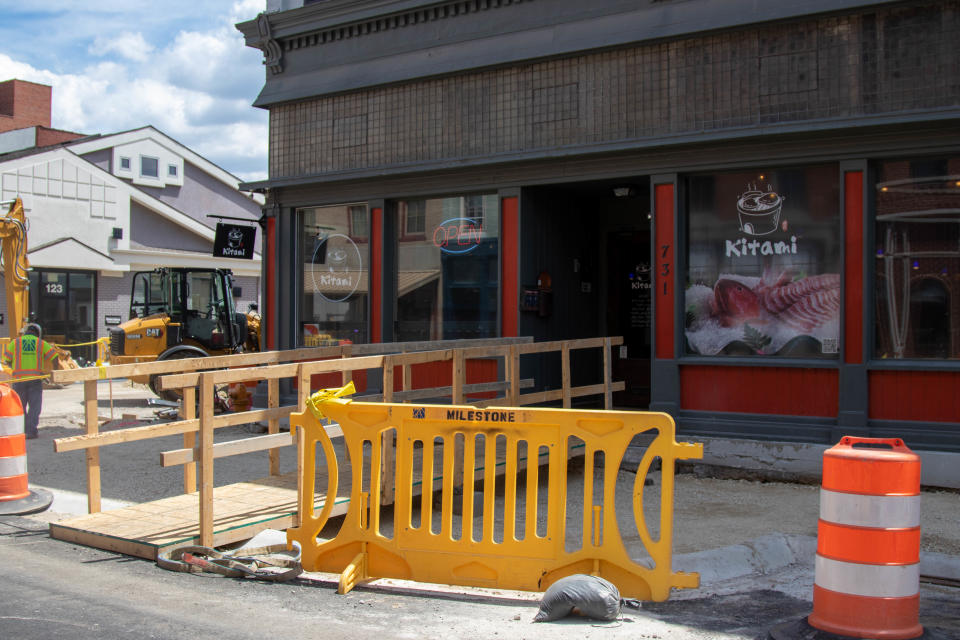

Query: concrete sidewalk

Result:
[9,381,960,638]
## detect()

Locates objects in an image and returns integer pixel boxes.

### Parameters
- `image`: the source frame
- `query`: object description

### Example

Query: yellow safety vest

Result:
[2,335,58,379]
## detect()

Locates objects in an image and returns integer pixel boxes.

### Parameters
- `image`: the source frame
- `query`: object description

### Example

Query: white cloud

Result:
[0,1,269,182]
[89,32,155,63]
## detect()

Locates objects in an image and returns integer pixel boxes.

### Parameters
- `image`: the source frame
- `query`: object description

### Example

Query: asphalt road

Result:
[2,515,958,640]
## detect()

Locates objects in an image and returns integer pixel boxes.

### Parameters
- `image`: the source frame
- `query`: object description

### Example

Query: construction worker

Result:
[2,323,59,439]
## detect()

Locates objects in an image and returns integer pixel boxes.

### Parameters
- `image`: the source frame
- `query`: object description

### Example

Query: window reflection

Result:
[395,195,499,341]
[874,157,959,359]
[299,204,369,345]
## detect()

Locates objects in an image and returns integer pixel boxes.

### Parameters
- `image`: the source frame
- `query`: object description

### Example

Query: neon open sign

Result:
[432,218,483,254]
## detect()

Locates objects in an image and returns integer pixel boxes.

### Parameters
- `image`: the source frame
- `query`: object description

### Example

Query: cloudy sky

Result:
[0,0,269,182]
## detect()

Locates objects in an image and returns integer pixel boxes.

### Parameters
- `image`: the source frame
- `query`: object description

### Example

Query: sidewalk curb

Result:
[676,533,960,585]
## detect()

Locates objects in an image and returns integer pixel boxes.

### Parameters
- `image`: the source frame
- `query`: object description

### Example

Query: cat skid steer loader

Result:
[109,267,260,401]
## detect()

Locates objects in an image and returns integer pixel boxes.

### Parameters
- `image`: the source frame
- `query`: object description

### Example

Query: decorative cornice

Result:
[255,12,284,75]
[277,0,532,55]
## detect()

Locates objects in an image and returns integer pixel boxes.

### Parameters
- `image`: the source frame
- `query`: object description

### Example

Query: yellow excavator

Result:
[0,197,77,376]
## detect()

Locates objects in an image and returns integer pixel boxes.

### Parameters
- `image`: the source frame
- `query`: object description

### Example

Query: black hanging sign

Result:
[213,223,256,259]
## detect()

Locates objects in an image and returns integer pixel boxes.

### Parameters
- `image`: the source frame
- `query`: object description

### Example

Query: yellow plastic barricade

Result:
[288,385,703,600]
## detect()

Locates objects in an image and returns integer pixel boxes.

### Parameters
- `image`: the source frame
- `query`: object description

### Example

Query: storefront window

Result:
[27,269,96,363]
[395,195,499,341]
[299,204,369,346]
[874,156,960,359]
[685,165,841,357]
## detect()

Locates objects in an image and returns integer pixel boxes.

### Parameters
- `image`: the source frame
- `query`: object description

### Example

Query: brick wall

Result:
[269,2,960,179]
[35,127,85,147]
[0,80,52,133]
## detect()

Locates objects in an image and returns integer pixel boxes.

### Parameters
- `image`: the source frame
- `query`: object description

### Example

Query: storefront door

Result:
[606,230,652,407]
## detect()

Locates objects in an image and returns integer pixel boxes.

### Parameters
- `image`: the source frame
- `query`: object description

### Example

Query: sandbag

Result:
[533,574,623,622]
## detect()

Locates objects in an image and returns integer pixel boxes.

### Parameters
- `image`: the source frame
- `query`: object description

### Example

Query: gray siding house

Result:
[0,87,262,363]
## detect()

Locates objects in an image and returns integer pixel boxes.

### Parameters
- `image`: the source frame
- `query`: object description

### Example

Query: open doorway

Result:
[606,227,652,407]
[519,178,651,408]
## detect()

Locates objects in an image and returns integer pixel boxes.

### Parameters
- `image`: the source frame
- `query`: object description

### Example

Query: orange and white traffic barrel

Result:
[808,436,923,640]
[0,384,52,515]
[0,384,29,502]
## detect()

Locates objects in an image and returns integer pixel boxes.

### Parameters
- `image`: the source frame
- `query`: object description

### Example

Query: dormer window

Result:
[168,164,178,177]
[141,156,159,178]
[119,157,131,170]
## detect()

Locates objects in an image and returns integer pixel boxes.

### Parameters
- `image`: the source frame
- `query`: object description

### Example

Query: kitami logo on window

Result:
[725,184,798,258]
[433,218,483,254]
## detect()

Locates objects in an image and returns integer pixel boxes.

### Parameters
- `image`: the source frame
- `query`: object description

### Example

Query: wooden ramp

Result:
[49,473,350,560]
[46,444,562,560]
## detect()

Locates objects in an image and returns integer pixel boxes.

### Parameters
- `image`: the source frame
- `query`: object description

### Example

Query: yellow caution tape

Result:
[52,337,110,348]
[305,382,356,422]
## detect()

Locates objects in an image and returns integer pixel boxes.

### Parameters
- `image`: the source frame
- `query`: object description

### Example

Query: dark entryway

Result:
[520,178,652,407]
[27,269,97,364]
[606,227,652,407]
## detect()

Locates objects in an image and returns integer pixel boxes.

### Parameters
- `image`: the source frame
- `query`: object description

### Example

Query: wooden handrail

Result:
[51,336,624,550]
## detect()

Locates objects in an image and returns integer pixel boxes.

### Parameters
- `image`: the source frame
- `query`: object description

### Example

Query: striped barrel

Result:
[808,436,923,640]
[0,384,29,502]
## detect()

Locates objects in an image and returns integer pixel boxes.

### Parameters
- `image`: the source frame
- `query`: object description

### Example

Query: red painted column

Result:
[265,216,276,351]
[654,184,675,360]
[844,171,864,364]
[501,196,519,337]
[370,206,383,343]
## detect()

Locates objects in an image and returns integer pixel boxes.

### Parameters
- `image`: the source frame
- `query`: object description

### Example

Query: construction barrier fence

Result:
[287,385,703,601]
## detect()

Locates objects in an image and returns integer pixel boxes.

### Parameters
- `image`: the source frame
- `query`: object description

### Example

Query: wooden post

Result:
[452,349,465,491]
[603,337,613,410]
[341,344,352,386]
[508,345,519,406]
[452,349,465,405]
[198,372,215,547]
[296,363,311,528]
[268,377,279,476]
[181,386,197,494]
[383,356,394,403]
[381,356,395,506]
[561,342,572,408]
[83,380,101,513]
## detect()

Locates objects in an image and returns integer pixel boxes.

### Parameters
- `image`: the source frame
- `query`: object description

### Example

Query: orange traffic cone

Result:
[0,384,52,515]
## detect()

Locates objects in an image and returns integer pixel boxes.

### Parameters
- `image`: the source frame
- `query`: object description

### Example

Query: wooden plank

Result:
[54,419,200,452]
[268,377,279,476]
[383,357,394,403]
[161,432,297,467]
[181,386,196,494]
[508,345,520,406]
[51,345,346,383]
[160,354,388,389]
[53,406,292,453]
[517,382,625,406]
[352,378,534,403]
[515,336,623,355]
[83,380,101,514]
[198,373,215,547]
[452,350,465,491]
[561,342,572,409]
[381,355,395,506]
[48,525,157,561]
[341,344,353,386]
[157,362,299,390]
[52,338,535,385]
